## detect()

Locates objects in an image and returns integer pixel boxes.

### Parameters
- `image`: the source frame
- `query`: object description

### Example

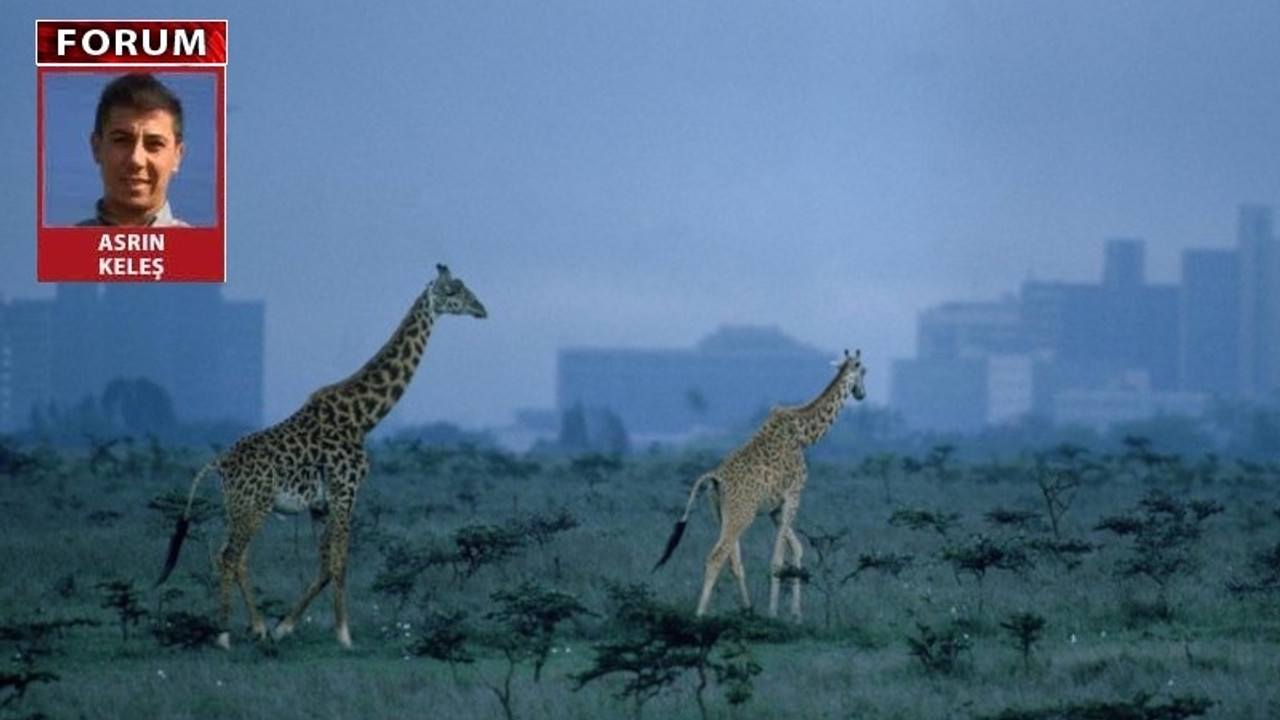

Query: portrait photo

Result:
[41,71,218,228]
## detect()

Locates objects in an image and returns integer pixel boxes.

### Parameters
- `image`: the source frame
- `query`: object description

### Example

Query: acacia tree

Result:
[97,580,147,643]
[572,583,766,720]
[1095,490,1223,620]
[795,525,850,632]
[942,533,1032,613]
[405,582,588,720]
[1000,611,1047,673]
[482,581,590,720]
[1228,539,1280,597]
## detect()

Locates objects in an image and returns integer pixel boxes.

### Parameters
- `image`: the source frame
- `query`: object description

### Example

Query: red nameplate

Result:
[38,227,225,282]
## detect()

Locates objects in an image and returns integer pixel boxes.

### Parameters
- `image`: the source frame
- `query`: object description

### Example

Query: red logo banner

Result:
[36,20,227,66]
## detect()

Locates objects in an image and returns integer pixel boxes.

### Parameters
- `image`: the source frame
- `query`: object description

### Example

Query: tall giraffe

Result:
[653,349,867,620]
[156,264,486,648]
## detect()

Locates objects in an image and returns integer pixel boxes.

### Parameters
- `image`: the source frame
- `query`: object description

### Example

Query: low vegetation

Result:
[1,425,1278,719]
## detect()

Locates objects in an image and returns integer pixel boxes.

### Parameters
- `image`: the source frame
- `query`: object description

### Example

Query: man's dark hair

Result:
[92,73,184,142]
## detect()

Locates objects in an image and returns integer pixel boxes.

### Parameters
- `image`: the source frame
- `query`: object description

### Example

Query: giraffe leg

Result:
[697,537,733,616]
[273,571,332,641]
[782,524,805,622]
[328,454,366,648]
[768,525,787,618]
[273,514,334,642]
[329,522,353,648]
[275,470,359,648]
[215,539,235,649]
[728,540,751,609]
[218,512,269,648]
[768,501,801,619]
[230,543,270,642]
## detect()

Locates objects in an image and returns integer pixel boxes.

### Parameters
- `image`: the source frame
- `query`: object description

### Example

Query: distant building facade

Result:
[1238,205,1280,400]
[557,326,836,439]
[0,284,263,433]
[891,205,1278,432]
[1180,248,1240,396]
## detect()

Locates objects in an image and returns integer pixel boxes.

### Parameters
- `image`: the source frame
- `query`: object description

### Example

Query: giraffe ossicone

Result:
[156,263,487,648]
[654,348,867,621]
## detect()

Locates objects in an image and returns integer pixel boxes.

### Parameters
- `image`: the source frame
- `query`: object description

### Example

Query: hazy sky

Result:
[4,1,1279,430]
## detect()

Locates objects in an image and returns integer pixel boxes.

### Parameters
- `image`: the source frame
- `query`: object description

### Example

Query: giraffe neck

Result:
[312,285,438,436]
[791,363,855,447]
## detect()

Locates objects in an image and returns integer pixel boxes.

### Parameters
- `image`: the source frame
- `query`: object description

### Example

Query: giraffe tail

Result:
[155,517,190,588]
[652,520,687,572]
[653,474,713,572]
[155,460,218,588]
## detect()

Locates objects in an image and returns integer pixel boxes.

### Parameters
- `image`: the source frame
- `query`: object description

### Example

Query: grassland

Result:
[1,437,1277,719]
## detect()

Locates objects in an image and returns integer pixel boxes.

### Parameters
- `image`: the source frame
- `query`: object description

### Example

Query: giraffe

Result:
[653,349,867,620]
[156,264,486,649]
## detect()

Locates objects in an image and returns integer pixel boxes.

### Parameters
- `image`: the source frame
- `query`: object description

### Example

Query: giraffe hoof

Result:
[216,632,231,650]
[336,626,352,649]
[272,620,295,641]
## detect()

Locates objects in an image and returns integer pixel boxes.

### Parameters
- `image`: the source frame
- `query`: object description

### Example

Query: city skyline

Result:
[2,204,1275,435]
[4,202,1275,441]
[0,284,262,435]
[3,2,1279,429]
[893,205,1278,433]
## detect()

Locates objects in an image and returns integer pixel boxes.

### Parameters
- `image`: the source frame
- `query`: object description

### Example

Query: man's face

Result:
[90,106,184,223]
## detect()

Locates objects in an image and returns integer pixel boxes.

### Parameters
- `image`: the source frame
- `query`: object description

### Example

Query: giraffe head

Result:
[836,349,867,401]
[429,264,488,319]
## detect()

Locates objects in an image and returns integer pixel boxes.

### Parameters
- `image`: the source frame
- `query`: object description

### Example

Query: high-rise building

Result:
[893,236,1193,431]
[890,297,1029,432]
[894,207,1280,431]
[1023,239,1179,393]
[0,299,54,433]
[1181,248,1240,396]
[1104,237,1146,288]
[916,298,1025,360]
[1238,204,1279,401]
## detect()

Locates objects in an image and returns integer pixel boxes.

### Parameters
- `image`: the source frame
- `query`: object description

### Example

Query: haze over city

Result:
[3,1,1279,431]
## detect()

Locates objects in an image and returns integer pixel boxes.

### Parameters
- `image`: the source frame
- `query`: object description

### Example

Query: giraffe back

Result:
[716,407,808,514]
[218,405,354,517]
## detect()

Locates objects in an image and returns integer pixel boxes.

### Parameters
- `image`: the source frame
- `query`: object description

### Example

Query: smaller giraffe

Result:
[156,264,486,648]
[653,349,867,620]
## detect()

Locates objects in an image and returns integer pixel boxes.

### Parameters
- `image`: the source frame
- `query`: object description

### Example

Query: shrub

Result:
[999,611,1046,672]
[453,524,527,580]
[846,551,915,580]
[1095,491,1224,592]
[0,618,94,718]
[96,580,147,643]
[152,611,220,649]
[890,507,961,536]
[408,607,474,665]
[1227,525,1280,598]
[905,620,971,675]
[573,583,768,720]
[480,581,590,720]
[512,507,580,547]
[370,538,436,609]
[979,691,1213,720]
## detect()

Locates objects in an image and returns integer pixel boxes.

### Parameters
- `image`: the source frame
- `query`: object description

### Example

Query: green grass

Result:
[15,630,1275,719]
[2,440,1279,719]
